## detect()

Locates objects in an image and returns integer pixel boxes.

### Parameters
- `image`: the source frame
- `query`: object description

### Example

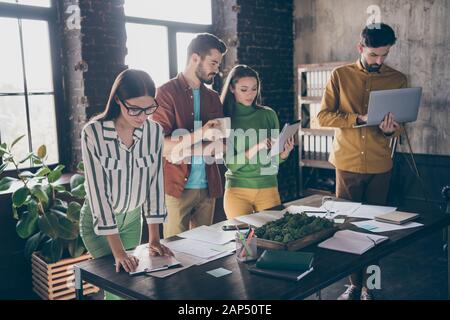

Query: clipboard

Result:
[270,120,301,157]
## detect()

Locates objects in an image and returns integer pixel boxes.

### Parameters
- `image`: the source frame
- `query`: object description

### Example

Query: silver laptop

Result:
[354,87,422,128]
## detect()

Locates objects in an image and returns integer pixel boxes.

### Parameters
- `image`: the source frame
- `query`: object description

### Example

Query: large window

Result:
[0,1,59,169]
[124,0,212,87]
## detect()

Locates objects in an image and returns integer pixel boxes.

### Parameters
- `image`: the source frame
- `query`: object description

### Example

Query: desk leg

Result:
[74,266,84,300]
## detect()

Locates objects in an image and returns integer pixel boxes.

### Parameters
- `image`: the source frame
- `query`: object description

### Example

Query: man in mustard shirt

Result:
[318,23,406,300]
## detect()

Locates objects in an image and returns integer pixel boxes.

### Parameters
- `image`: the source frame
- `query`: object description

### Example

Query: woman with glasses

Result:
[80,69,173,300]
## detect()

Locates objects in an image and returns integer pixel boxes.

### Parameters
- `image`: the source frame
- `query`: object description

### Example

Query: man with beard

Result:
[317,23,407,300]
[153,33,227,238]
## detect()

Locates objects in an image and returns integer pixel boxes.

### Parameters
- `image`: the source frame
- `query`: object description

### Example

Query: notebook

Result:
[318,230,388,255]
[248,265,314,282]
[129,245,181,275]
[248,250,314,281]
[256,250,314,271]
[374,211,419,225]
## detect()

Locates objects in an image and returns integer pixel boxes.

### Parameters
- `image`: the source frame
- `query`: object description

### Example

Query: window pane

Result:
[0,95,30,168]
[21,20,54,93]
[125,0,212,25]
[125,23,169,87]
[28,95,58,165]
[0,18,24,93]
[176,32,197,73]
[0,0,51,7]
[18,0,51,7]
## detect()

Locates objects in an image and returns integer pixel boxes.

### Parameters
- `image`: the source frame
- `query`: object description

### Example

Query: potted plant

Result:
[0,135,98,300]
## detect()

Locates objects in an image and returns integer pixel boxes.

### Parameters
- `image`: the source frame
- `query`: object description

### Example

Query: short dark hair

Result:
[187,33,227,59]
[361,23,397,48]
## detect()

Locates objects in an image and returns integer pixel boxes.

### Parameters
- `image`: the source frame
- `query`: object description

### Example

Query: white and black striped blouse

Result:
[81,119,166,236]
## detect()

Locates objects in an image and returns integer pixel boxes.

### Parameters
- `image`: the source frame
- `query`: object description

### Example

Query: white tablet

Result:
[270,120,301,156]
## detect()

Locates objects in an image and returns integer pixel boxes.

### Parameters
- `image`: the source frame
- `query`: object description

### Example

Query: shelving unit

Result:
[297,62,350,195]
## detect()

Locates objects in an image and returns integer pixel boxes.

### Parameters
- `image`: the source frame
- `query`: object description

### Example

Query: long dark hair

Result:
[220,64,262,117]
[92,69,156,122]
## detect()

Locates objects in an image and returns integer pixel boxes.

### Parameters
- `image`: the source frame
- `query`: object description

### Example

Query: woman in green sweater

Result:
[220,65,294,219]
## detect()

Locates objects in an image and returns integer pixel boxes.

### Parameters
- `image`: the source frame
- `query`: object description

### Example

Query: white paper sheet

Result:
[348,205,397,220]
[326,201,361,216]
[163,238,230,259]
[177,225,236,245]
[235,210,286,228]
[352,220,424,233]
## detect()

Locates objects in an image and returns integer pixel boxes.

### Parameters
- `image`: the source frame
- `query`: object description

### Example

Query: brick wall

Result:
[236,0,297,201]
[58,0,127,169]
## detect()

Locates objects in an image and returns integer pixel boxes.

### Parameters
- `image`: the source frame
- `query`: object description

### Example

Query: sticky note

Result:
[206,268,232,278]
[360,224,378,231]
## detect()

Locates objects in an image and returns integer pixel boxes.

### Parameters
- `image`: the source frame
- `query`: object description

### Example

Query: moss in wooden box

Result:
[255,213,334,243]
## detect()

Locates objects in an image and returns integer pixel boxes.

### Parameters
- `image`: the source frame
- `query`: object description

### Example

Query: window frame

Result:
[124,15,212,79]
[0,0,67,175]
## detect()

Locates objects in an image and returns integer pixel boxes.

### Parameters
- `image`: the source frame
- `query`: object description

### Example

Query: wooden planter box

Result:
[257,227,337,251]
[31,252,99,300]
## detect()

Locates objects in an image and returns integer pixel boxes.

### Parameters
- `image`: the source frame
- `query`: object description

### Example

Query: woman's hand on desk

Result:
[149,241,174,257]
[115,252,139,273]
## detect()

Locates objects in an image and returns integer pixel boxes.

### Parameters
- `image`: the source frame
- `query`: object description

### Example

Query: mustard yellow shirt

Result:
[317,60,407,174]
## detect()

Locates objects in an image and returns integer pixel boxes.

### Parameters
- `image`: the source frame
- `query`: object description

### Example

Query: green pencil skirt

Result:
[80,202,142,300]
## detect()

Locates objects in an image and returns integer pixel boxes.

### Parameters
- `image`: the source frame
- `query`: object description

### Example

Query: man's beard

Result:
[195,63,216,85]
[361,56,382,73]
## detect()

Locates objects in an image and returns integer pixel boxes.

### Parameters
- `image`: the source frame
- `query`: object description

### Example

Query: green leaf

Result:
[24,231,46,260]
[54,164,65,172]
[37,145,47,159]
[0,163,7,175]
[52,199,67,212]
[27,199,40,216]
[35,167,51,177]
[38,212,59,239]
[30,185,49,205]
[56,191,73,198]
[32,157,42,165]
[12,187,29,207]
[77,162,84,173]
[48,170,62,183]
[11,134,26,149]
[47,165,65,183]
[18,170,34,178]
[57,215,78,240]
[41,238,63,263]
[0,143,8,157]
[71,184,86,199]
[0,177,17,192]
[70,174,85,191]
[53,184,66,192]
[67,202,82,222]
[16,210,39,239]
[12,206,19,220]
[68,236,86,258]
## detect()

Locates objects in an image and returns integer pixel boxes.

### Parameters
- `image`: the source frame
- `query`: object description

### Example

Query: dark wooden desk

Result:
[74,196,450,300]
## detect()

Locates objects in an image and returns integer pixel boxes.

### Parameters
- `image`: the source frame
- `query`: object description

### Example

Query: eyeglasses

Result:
[118,96,159,116]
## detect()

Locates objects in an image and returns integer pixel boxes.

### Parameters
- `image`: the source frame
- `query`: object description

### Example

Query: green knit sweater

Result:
[225,102,285,189]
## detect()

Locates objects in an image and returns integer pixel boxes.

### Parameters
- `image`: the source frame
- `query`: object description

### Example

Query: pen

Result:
[236,226,251,257]
[240,228,255,258]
